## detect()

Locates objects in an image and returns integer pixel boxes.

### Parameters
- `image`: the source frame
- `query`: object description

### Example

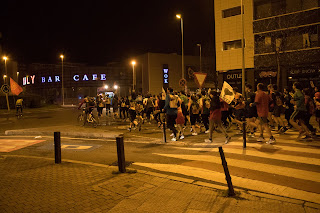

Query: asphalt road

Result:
[1,106,320,202]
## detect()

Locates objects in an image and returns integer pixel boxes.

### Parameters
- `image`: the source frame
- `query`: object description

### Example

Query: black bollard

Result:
[242,120,246,149]
[219,147,235,196]
[116,136,126,173]
[162,113,167,143]
[54,132,61,164]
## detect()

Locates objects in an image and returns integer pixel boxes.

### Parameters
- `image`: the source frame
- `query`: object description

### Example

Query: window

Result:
[254,0,272,19]
[222,6,242,18]
[223,40,244,50]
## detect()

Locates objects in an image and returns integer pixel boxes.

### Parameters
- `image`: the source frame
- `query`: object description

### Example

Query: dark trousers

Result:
[146,107,153,120]
[285,108,293,127]
[120,108,127,119]
[305,113,316,133]
[201,114,209,130]
[166,114,177,137]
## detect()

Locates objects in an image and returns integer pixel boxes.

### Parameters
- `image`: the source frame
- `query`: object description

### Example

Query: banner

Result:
[220,81,234,104]
[10,78,23,96]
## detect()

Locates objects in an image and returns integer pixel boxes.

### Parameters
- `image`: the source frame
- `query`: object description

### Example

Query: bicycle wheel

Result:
[77,114,84,124]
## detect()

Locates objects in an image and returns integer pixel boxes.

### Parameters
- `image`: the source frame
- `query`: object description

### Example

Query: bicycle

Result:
[78,108,97,127]
[16,106,23,119]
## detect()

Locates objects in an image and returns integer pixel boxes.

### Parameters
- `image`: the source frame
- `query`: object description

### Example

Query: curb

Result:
[5,129,123,139]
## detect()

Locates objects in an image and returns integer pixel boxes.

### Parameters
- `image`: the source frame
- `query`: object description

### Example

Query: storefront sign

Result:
[163,65,169,84]
[259,71,277,78]
[23,75,36,85]
[73,74,106,82]
[42,76,60,83]
[226,73,242,79]
[289,69,319,75]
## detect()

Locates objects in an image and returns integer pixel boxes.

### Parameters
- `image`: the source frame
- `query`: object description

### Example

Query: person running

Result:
[232,87,245,134]
[200,90,210,133]
[273,90,287,133]
[206,90,231,144]
[245,84,258,137]
[145,95,154,124]
[289,82,311,139]
[267,84,276,129]
[179,91,189,128]
[120,97,127,121]
[188,94,201,136]
[314,86,320,131]
[283,87,294,129]
[164,87,180,141]
[303,88,317,138]
[176,106,185,140]
[251,83,275,144]
[112,95,119,120]
[78,95,95,126]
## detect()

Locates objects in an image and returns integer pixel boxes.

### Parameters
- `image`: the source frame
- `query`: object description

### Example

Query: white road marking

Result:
[152,153,320,182]
[133,162,320,204]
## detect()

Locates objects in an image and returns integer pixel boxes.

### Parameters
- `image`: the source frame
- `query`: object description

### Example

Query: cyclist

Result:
[16,98,24,117]
[78,95,96,125]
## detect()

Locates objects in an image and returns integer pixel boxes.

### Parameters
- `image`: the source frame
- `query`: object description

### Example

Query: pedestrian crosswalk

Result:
[133,130,320,204]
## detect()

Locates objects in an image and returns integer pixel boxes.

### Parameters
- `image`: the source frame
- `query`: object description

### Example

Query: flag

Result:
[220,81,234,104]
[10,77,23,96]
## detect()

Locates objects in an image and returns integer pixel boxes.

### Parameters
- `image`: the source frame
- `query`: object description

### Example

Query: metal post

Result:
[54,132,61,164]
[132,64,135,91]
[243,121,246,148]
[61,57,65,106]
[163,114,167,143]
[181,17,184,79]
[219,147,235,196]
[116,136,126,173]
[241,0,246,96]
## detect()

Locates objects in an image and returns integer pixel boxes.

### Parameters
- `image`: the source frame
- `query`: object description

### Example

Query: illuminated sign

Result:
[73,74,106,81]
[41,76,60,83]
[23,75,36,85]
[163,64,169,88]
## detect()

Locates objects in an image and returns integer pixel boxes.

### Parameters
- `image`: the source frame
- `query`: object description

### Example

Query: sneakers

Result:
[170,133,174,137]
[192,132,198,136]
[257,136,265,142]
[179,135,185,140]
[248,133,255,138]
[225,136,231,144]
[171,137,177,142]
[128,128,131,132]
[298,131,306,139]
[205,139,212,143]
[301,135,313,141]
[205,130,209,134]
[190,128,193,132]
[266,136,276,144]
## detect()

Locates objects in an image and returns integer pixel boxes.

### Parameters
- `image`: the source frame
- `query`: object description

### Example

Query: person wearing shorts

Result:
[251,83,275,144]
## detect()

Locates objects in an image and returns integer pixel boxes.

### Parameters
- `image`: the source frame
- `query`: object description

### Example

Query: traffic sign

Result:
[179,78,186,87]
[1,84,10,94]
[193,72,207,88]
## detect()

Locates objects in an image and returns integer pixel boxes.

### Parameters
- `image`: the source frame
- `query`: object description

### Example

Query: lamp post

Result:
[197,43,202,72]
[3,56,8,84]
[2,56,10,111]
[176,14,184,79]
[131,60,136,92]
[240,0,245,96]
[60,54,65,106]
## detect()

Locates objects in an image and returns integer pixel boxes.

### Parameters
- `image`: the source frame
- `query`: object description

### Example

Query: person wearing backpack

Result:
[105,94,111,116]
[164,87,180,141]
[188,94,201,136]
[200,90,210,134]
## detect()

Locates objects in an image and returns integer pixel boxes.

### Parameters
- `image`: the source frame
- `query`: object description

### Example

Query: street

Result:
[0,106,320,204]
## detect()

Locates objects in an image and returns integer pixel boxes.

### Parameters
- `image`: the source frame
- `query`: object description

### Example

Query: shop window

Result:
[222,6,242,18]
[223,40,244,50]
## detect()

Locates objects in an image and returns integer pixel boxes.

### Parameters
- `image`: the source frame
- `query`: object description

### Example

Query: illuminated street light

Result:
[104,85,109,89]
[3,56,8,84]
[114,85,118,90]
[60,54,65,106]
[176,14,184,79]
[131,60,136,91]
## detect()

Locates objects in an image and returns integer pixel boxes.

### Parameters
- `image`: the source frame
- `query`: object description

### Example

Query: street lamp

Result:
[114,85,118,90]
[197,44,202,72]
[131,60,136,91]
[60,54,65,106]
[104,85,109,89]
[3,56,8,84]
[176,14,184,79]
[240,0,245,96]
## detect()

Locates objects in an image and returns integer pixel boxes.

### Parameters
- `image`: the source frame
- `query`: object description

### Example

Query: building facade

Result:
[253,0,320,89]
[215,0,255,90]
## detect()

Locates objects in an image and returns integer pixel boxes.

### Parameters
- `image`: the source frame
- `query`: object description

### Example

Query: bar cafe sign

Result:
[22,74,107,85]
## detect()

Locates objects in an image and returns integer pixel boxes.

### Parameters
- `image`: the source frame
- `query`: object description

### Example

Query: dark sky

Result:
[1,0,214,65]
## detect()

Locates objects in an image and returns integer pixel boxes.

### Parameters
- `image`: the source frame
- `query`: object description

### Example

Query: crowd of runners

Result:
[79,82,320,144]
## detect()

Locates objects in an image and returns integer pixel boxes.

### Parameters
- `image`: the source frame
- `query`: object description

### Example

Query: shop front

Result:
[287,67,320,88]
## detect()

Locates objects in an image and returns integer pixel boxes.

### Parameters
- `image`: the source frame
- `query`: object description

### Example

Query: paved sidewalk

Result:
[0,155,319,213]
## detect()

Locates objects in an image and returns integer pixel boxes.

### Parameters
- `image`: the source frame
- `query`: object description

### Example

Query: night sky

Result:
[1,0,214,65]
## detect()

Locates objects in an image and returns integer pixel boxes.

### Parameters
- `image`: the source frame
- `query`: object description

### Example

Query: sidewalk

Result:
[1,155,318,213]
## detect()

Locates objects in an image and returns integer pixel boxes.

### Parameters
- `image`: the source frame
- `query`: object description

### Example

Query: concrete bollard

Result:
[54,132,62,164]
[219,147,235,196]
[116,136,126,173]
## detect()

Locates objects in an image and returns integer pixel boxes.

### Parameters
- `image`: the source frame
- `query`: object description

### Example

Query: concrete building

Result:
[253,0,320,89]
[215,0,255,90]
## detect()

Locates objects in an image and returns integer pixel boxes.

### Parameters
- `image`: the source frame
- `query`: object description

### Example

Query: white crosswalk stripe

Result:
[133,132,320,203]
